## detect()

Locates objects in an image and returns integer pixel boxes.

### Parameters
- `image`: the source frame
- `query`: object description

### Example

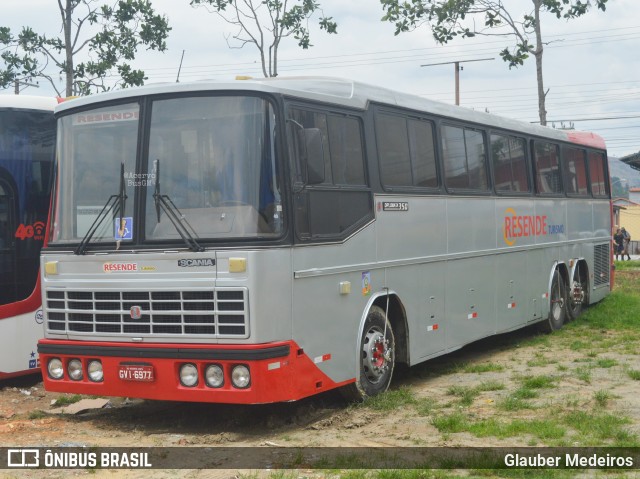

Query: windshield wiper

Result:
[75,162,128,255]
[152,159,204,252]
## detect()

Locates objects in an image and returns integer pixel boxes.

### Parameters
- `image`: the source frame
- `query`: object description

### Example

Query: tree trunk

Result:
[63,0,74,96]
[533,0,547,126]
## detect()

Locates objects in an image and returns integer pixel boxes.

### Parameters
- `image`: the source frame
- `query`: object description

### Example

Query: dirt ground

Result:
[2,273,640,478]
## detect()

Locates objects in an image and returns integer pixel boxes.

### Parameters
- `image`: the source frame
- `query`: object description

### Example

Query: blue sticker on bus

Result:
[115,217,133,240]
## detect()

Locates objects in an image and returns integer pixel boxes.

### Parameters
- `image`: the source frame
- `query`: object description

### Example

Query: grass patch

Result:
[28,410,47,420]
[527,353,556,367]
[431,412,469,433]
[476,380,505,392]
[519,375,557,389]
[580,289,640,330]
[469,418,565,441]
[627,369,640,381]
[563,410,638,446]
[497,396,535,411]
[52,394,84,407]
[575,366,592,383]
[512,387,539,399]
[461,362,505,374]
[569,340,590,351]
[595,358,618,368]
[447,385,480,406]
[613,260,640,271]
[415,397,439,416]
[518,334,552,349]
[363,387,417,411]
[593,390,612,408]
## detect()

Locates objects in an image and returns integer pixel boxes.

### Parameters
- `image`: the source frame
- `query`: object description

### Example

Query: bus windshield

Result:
[51,95,283,246]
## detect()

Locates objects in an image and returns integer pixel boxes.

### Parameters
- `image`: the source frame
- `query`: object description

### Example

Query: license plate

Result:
[118,364,154,382]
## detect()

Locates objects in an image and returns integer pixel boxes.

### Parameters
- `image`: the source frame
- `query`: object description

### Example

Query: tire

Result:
[341,305,395,401]
[567,263,588,321]
[540,269,567,333]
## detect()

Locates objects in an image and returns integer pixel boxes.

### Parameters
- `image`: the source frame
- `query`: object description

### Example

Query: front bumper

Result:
[38,339,350,404]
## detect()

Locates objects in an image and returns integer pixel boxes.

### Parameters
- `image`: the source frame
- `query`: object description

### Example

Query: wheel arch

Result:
[373,293,409,366]
[570,258,590,292]
[546,261,569,311]
[569,257,590,314]
[356,291,409,370]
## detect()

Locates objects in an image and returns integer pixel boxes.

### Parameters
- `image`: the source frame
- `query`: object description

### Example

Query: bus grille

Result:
[44,288,248,338]
[593,243,610,287]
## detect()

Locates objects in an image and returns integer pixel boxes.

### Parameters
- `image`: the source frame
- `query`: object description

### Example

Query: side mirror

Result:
[304,128,325,185]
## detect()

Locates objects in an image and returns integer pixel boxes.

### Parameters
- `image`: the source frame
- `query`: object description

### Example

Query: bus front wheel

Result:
[342,305,395,401]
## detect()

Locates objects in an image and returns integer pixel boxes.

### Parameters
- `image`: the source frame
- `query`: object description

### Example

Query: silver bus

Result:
[38,77,611,403]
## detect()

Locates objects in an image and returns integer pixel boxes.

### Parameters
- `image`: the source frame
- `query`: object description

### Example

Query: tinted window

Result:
[289,107,371,240]
[562,146,588,196]
[377,113,412,186]
[442,125,488,191]
[588,152,608,198]
[290,109,366,186]
[533,141,562,195]
[376,112,437,188]
[491,134,529,193]
[327,116,366,185]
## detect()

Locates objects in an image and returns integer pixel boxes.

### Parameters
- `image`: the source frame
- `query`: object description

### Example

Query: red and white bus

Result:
[38,78,611,402]
[0,95,57,379]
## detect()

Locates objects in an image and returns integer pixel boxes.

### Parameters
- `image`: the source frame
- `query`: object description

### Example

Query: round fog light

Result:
[205,364,224,388]
[68,359,83,381]
[179,363,198,387]
[87,360,104,382]
[48,358,64,380]
[231,365,250,389]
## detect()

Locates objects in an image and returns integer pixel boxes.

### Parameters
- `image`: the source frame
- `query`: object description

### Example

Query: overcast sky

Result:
[2,0,640,159]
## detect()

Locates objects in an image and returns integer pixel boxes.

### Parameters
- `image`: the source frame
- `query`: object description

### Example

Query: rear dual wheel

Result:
[567,263,588,321]
[540,269,567,333]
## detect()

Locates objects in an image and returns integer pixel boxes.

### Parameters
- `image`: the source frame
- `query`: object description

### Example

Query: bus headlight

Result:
[67,359,83,381]
[179,363,198,387]
[87,360,104,382]
[231,365,250,389]
[205,364,224,388]
[48,358,64,380]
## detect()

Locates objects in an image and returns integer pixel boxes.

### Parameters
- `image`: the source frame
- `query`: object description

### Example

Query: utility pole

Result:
[14,79,40,95]
[421,58,494,105]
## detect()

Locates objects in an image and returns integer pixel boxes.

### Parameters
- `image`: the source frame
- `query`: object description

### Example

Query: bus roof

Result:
[54,76,606,150]
[0,95,58,111]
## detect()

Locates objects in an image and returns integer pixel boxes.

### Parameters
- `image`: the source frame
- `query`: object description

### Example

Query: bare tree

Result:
[190,0,337,78]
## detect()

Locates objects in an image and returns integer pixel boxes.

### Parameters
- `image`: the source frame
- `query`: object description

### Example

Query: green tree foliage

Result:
[0,0,170,96]
[380,0,607,125]
[190,0,337,77]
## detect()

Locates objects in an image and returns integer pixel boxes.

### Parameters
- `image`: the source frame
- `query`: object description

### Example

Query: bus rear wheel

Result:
[342,305,395,401]
[567,263,588,321]
[541,270,567,333]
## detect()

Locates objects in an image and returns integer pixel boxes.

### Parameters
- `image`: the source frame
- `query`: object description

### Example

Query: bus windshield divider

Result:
[152,159,204,253]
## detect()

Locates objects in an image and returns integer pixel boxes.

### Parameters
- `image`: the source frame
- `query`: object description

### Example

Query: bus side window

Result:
[491,133,530,193]
[533,141,562,195]
[561,146,588,197]
[288,106,372,240]
[375,111,438,189]
[442,125,488,191]
[588,151,608,198]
